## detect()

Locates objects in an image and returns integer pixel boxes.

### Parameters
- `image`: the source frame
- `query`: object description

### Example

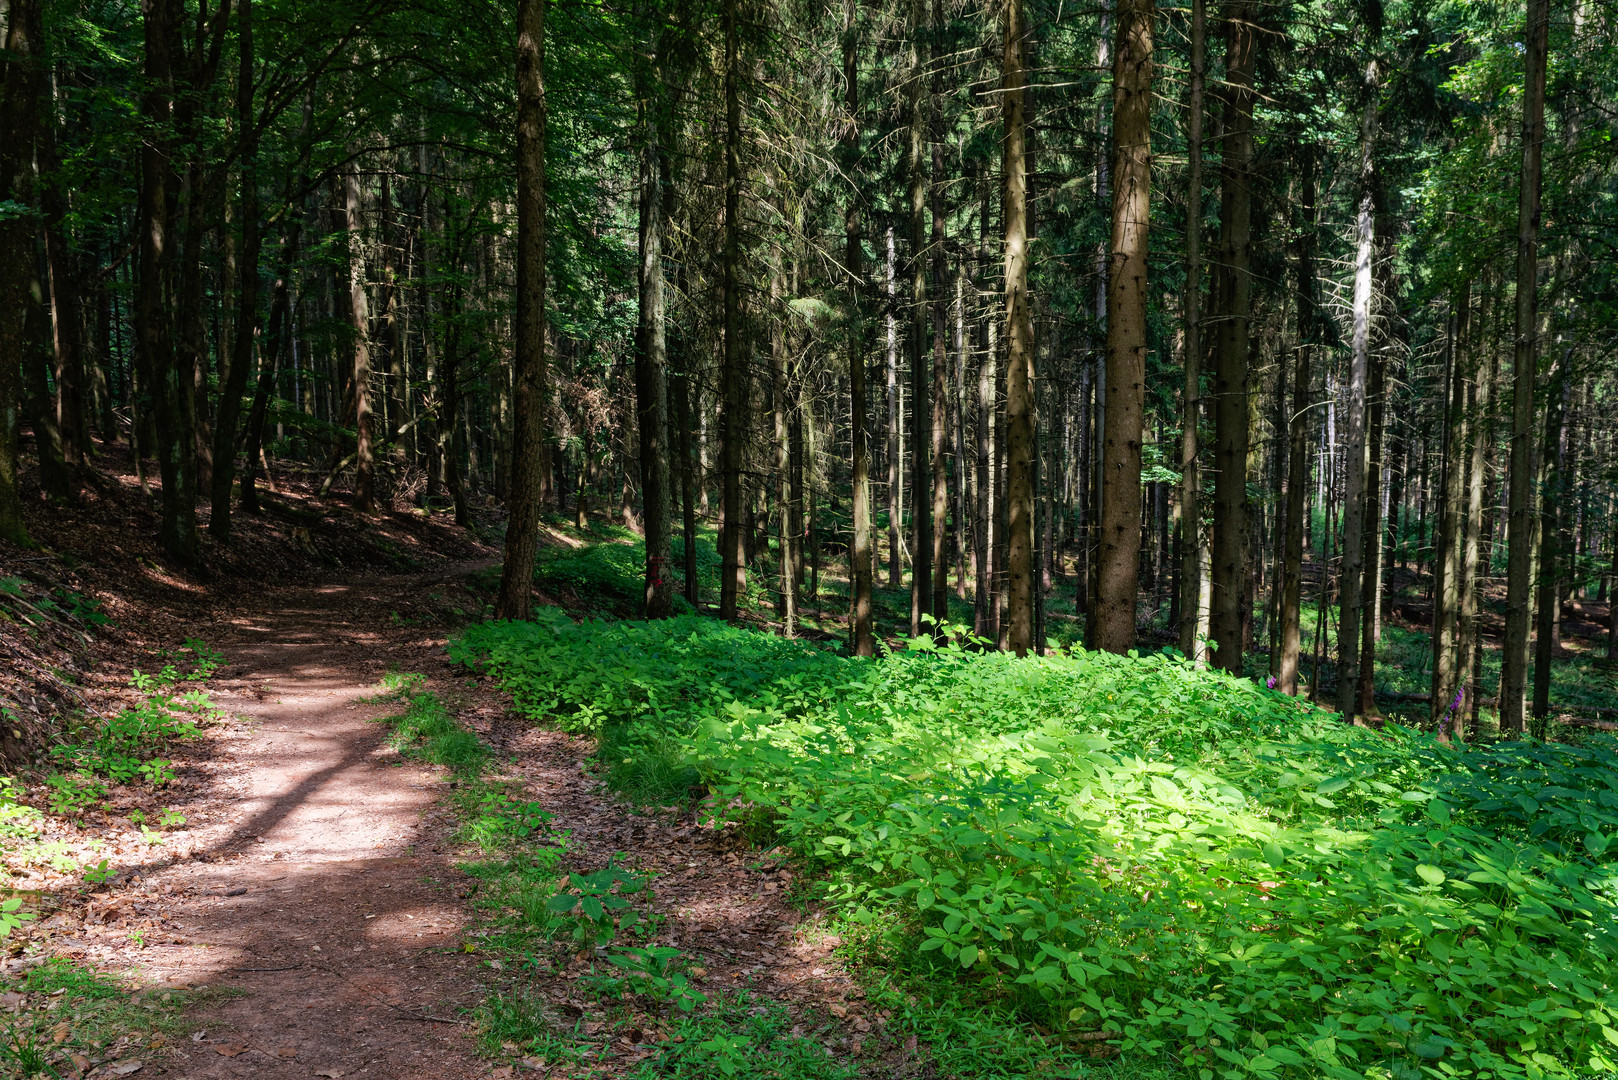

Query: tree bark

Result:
[1431,293,1467,727]
[634,22,674,619]
[844,0,875,655]
[1095,0,1153,654]
[1336,58,1378,716]
[1208,0,1255,675]
[1500,0,1549,733]
[717,0,747,620]
[209,0,260,541]
[905,0,932,636]
[1177,0,1205,661]
[1532,366,1569,726]
[1278,150,1316,695]
[494,0,549,620]
[1003,0,1035,655]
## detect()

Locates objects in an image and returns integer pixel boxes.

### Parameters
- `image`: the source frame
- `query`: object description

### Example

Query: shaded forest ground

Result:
[0,453,902,1080]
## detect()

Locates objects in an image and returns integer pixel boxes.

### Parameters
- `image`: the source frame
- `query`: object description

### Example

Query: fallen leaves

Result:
[215,1042,251,1057]
[108,1061,144,1076]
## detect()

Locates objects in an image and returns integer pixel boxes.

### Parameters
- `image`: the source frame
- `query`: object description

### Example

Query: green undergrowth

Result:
[0,958,217,1078]
[454,614,1618,1080]
[372,675,747,1074]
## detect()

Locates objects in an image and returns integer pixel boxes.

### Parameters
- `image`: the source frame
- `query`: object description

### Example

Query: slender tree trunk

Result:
[1177,0,1205,660]
[718,0,746,621]
[344,167,376,511]
[0,0,41,542]
[905,0,932,636]
[1095,0,1153,654]
[36,61,86,470]
[1501,0,1550,733]
[1357,332,1386,715]
[138,0,199,565]
[1209,0,1255,675]
[494,0,549,620]
[1278,152,1316,694]
[1432,296,1466,726]
[845,0,875,655]
[1337,59,1378,716]
[1002,0,1035,655]
[1456,275,1494,739]
[886,227,902,592]
[1532,366,1569,726]
[772,267,796,635]
[209,0,260,541]
[634,26,674,619]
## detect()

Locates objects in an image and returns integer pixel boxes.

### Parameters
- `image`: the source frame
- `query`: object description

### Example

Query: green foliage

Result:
[465,616,1618,1080]
[376,687,488,776]
[627,991,859,1080]
[544,862,651,947]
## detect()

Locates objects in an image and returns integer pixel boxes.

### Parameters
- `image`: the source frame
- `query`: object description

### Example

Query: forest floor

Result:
[1,457,880,1080]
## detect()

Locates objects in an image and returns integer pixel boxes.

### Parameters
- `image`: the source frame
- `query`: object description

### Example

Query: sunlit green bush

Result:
[455,618,1618,1079]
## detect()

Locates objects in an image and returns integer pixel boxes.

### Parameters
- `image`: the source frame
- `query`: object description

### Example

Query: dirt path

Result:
[26,563,885,1078]
[105,572,495,1079]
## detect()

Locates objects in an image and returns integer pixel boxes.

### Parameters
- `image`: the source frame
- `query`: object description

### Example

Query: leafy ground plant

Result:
[0,959,216,1078]
[458,615,1618,1080]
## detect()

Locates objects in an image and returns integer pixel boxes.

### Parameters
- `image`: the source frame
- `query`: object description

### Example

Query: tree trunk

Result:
[1357,329,1386,715]
[1209,0,1255,675]
[1177,0,1205,661]
[138,0,199,566]
[905,0,932,637]
[1500,0,1550,733]
[1278,151,1316,695]
[209,0,260,541]
[772,266,796,635]
[1002,0,1035,655]
[634,27,674,620]
[1532,366,1569,727]
[344,167,376,511]
[844,0,875,655]
[1336,59,1378,717]
[1095,0,1153,654]
[494,0,549,620]
[1456,274,1495,739]
[718,0,747,621]
[1431,295,1466,728]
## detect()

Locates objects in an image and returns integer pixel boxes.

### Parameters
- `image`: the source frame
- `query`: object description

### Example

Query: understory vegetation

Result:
[454,616,1618,1080]
[372,675,859,1080]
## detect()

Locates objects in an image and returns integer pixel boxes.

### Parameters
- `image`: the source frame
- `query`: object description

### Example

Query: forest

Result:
[2,0,1618,1076]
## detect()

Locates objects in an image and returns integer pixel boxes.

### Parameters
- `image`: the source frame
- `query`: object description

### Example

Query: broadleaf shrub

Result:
[455,618,1618,1079]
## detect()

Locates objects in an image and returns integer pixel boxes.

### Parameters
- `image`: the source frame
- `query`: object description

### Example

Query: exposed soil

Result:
[5,493,888,1078]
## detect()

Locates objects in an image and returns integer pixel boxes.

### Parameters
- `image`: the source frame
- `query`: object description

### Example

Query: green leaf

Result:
[1416,864,1446,886]
[959,945,978,969]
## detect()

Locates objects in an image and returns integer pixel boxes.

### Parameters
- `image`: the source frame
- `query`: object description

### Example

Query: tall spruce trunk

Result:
[345,167,375,511]
[1432,293,1467,727]
[634,27,674,619]
[845,0,875,655]
[1456,276,1494,739]
[1209,0,1255,675]
[929,0,950,627]
[905,0,932,636]
[1501,0,1551,732]
[0,0,41,544]
[1357,336,1386,714]
[772,267,796,635]
[209,0,260,541]
[1095,0,1154,653]
[718,0,747,621]
[1532,368,1569,726]
[1337,59,1378,716]
[886,227,902,590]
[1003,0,1036,655]
[139,0,200,565]
[1177,0,1206,660]
[1278,152,1317,694]
[494,0,549,620]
